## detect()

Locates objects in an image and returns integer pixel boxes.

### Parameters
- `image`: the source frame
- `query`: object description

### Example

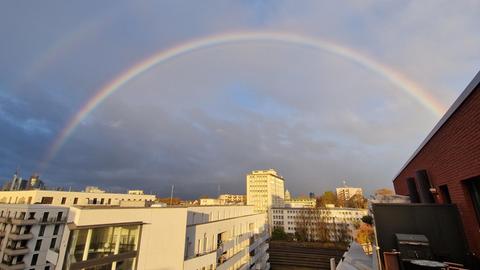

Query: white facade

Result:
[55,205,269,270]
[336,187,363,202]
[270,207,367,242]
[0,190,156,207]
[246,169,285,213]
[0,204,68,270]
[218,194,246,205]
[284,198,317,208]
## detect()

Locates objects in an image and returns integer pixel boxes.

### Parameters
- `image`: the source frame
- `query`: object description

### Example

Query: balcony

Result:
[11,218,37,225]
[4,247,29,256]
[249,231,269,252]
[0,262,26,270]
[184,250,217,270]
[217,247,248,270]
[8,233,33,241]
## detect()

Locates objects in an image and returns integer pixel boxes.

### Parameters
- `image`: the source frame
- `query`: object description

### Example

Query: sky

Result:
[0,1,479,199]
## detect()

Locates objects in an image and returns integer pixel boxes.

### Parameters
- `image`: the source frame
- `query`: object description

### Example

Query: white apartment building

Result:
[0,204,68,270]
[55,205,269,270]
[270,207,367,242]
[246,170,285,213]
[0,190,156,206]
[284,198,316,208]
[336,186,363,202]
[218,194,246,205]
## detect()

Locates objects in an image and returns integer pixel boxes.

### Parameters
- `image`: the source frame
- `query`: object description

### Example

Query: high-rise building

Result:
[336,183,363,203]
[246,169,285,213]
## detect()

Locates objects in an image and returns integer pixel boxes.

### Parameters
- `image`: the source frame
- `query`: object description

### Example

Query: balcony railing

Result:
[11,218,38,225]
[3,247,29,256]
[0,262,26,270]
[8,233,34,241]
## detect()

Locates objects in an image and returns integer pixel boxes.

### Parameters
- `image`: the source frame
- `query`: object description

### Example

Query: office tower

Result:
[246,169,285,213]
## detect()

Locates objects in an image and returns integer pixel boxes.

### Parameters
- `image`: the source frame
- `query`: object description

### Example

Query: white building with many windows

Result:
[57,205,269,270]
[270,207,367,242]
[0,204,68,270]
[246,170,285,213]
[0,190,156,206]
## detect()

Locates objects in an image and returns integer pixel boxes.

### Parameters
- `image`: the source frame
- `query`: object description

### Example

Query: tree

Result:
[157,197,181,205]
[346,194,368,209]
[271,227,287,241]
[317,191,338,207]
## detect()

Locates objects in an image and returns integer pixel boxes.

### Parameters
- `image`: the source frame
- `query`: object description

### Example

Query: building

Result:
[218,194,246,205]
[284,190,291,201]
[270,207,367,242]
[56,205,269,270]
[83,186,105,193]
[199,198,221,206]
[0,190,156,206]
[284,197,316,208]
[2,173,43,191]
[0,204,68,270]
[246,169,285,213]
[393,71,480,258]
[336,185,363,203]
[127,190,144,195]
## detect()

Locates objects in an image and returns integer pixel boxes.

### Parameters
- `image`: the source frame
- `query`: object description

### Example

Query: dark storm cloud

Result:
[0,1,479,198]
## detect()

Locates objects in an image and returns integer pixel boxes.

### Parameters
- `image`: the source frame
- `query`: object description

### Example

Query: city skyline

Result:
[1,1,479,198]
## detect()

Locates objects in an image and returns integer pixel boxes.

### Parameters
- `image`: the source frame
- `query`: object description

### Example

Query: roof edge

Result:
[393,70,480,182]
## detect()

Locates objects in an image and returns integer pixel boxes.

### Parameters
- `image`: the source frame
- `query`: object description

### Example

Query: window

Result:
[35,240,42,251]
[40,197,53,204]
[439,184,452,204]
[42,212,49,222]
[61,197,67,205]
[56,212,63,222]
[107,198,111,204]
[39,225,46,236]
[44,266,50,270]
[31,254,38,265]
[28,212,35,219]
[53,224,60,235]
[73,197,78,204]
[466,178,480,225]
[50,238,56,249]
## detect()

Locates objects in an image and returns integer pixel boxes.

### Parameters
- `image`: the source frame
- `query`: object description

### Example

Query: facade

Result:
[200,198,222,206]
[336,186,363,203]
[246,170,285,213]
[0,190,156,206]
[270,207,367,242]
[393,71,480,257]
[218,194,246,205]
[284,198,316,208]
[0,204,68,270]
[56,205,269,270]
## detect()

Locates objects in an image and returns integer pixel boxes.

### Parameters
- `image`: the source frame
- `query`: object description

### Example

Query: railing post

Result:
[330,258,336,270]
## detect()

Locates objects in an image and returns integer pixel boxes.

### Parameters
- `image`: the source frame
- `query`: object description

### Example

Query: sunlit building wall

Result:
[246,169,285,213]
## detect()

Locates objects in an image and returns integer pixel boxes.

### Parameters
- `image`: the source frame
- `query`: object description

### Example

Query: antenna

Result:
[170,185,174,205]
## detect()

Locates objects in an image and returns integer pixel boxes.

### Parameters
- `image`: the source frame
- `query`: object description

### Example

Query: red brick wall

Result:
[393,83,480,256]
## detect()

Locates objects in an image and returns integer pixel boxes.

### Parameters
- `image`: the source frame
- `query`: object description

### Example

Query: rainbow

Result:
[40,31,447,171]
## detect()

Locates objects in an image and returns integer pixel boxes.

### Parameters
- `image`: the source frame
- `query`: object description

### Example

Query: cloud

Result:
[0,1,478,198]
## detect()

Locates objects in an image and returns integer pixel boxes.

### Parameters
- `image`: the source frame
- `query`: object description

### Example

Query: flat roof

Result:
[393,70,480,181]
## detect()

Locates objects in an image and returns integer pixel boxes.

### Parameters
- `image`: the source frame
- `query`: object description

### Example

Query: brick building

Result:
[393,71,480,258]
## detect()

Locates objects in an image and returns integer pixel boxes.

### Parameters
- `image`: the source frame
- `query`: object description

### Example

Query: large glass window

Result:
[65,224,140,270]
[87,227,117,260]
